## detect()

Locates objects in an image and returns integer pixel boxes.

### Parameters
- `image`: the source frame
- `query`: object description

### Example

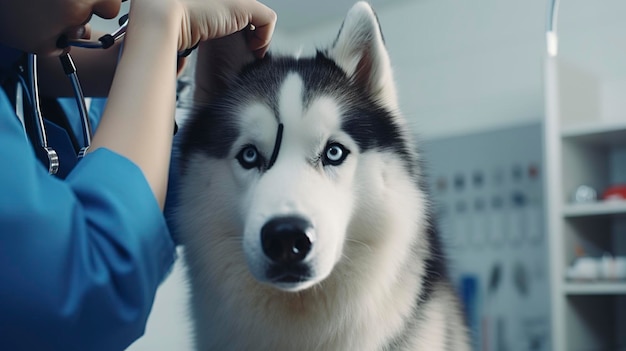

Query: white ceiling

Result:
[261,0,410,33]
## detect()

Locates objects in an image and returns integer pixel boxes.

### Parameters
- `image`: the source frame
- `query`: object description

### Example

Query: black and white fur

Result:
[172,2,470,350]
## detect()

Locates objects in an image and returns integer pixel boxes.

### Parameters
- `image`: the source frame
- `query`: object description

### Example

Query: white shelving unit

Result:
[544,57,626,350]
[563,202,626,218]
[564,282,626,295]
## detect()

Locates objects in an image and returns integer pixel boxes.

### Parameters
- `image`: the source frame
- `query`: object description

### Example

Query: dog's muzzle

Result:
[261,216,315,283]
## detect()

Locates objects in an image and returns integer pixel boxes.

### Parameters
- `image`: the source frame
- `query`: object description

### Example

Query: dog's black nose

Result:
[261,216,313,264]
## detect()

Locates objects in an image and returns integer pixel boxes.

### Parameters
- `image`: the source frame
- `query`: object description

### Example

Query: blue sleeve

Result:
[0,93,176,350]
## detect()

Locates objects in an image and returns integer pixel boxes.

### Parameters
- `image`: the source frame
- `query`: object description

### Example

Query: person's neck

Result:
[0,44,26,87]
[0,43,25,72]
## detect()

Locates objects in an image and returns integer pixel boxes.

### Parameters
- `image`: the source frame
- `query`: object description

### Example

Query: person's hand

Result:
[131,0,276,58]
[179,0,276,58]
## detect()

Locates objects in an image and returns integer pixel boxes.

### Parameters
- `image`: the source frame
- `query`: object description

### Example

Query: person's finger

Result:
[82,24,93,40]
[92,0,122,20]
[245,1,277,58]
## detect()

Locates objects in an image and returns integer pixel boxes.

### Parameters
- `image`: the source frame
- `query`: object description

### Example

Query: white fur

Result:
[177,148,433,350]
[174,2,469,350]
[239,74,356,292]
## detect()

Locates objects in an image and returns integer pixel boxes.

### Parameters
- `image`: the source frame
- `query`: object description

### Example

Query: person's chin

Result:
[30,38,66,57]
[37,45,67,57]
[35,25,91,57]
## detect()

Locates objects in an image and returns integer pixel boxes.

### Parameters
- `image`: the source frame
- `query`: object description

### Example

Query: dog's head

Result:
[176,2,422,293]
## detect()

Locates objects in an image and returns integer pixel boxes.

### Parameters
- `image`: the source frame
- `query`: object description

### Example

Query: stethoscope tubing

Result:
[62,15,129,49]
[25,15,128,174]
[25,54,60,175]
[25,15,129,175]
[59,54,92,157]
[29,8,195,175]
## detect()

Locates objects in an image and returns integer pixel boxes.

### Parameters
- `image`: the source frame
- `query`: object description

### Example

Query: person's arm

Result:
[0,90,175,350]
[0,8,179,348]
[87,0,181,209]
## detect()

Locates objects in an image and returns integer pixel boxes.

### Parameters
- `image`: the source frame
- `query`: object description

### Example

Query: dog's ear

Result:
[193,30,256,104]
[327,2,398,111]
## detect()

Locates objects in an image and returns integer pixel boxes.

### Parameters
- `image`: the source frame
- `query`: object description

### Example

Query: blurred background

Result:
[91,1,626,350]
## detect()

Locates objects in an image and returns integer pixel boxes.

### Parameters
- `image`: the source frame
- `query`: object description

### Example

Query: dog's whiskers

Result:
[345,238,373,253]
[340,253,354,265]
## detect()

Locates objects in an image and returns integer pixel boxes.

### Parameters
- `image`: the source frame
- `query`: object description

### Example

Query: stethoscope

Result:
[19,12,195,175]
[16,14,129,176]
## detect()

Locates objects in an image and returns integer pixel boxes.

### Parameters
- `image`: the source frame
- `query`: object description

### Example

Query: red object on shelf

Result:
[602,185,626,200]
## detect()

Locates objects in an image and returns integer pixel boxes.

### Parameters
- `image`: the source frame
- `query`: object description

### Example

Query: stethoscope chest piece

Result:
[17,53,91,176]
[44,146,60,175]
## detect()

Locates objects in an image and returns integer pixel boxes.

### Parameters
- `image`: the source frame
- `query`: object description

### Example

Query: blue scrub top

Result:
[0,45,176,350]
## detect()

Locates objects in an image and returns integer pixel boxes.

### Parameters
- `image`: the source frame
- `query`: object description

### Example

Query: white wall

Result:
[271,0,626,140]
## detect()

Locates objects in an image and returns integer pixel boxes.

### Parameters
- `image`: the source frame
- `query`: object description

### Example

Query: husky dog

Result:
[172,2,469,350]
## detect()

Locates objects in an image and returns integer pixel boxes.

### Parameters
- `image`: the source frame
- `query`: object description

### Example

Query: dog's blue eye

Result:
[237,145,261,169]
[323,143,349,166]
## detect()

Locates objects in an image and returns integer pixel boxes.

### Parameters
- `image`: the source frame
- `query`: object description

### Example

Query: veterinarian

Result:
[0,0,276,349]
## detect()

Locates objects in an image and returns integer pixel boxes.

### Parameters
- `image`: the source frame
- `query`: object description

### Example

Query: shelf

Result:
[562,201,626,218]
[561,121,626,147]
[545,57,626,351]
[564,282,626,295]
